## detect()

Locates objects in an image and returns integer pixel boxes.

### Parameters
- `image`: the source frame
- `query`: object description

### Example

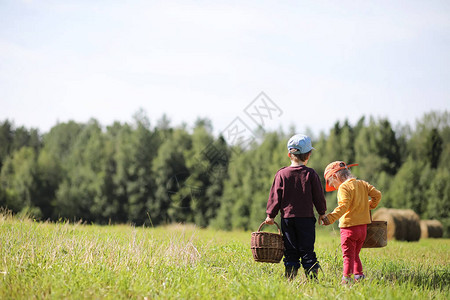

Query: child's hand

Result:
[265,216,274,225]
[319,214,331,226]
[318,214,326,225]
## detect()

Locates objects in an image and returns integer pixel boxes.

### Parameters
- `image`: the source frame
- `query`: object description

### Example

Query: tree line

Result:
[0,111,448,236]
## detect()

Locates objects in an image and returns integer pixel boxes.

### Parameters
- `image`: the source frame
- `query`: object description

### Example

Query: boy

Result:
[265,134,327,279]
[322,161,381,284]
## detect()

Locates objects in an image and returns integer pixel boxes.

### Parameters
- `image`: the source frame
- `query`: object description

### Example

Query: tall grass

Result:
[0,211,448,299]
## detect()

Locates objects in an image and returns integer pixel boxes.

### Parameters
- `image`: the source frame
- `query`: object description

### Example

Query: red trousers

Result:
[340,224,367,277]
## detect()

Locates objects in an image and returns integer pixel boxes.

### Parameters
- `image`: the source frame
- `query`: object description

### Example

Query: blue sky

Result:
[1,0,449,136]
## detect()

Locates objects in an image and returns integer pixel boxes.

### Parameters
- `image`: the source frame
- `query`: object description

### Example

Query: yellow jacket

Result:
[327,178,381,228]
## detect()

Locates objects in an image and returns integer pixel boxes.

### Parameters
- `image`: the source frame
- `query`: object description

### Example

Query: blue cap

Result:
[287,134,315,154]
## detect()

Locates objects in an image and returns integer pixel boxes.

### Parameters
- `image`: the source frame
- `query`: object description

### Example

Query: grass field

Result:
[0,212,449,299]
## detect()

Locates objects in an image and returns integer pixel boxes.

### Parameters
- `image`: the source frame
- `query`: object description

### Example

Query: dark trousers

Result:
[281,217,320,271]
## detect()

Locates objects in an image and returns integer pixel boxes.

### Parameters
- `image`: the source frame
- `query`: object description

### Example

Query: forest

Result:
[0,111,448,236]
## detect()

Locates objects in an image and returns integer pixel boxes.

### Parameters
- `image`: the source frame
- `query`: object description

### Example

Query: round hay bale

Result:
[373,208,421,241]
[420,220,443,239]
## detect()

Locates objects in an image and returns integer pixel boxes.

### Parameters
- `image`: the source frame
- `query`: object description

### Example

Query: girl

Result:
[321,161,381,284]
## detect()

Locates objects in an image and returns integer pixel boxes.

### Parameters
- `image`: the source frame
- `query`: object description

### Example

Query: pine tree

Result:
[151,128,190,225]
[425,168,450,237]
[0,147,41,217]
[354,118,400,183]
[53,119,108,222]
[426,128,443,169]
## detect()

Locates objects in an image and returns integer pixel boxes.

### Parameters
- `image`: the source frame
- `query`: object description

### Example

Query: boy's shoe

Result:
[340,276,353,285]
[305,268,319,281]
[354,274,365,281]
[285,266,298,280]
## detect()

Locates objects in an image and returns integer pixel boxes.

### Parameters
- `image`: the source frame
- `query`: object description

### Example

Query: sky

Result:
[1,0,449,138]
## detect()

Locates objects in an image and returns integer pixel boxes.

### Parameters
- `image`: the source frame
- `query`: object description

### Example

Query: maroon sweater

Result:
[266,165,327,218]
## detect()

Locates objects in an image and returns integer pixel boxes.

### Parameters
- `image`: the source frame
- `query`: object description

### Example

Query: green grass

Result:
[0,213,449,299]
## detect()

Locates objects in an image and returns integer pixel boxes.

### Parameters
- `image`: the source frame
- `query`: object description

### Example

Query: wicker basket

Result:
[251,221,284,263]
[362,220,388,248]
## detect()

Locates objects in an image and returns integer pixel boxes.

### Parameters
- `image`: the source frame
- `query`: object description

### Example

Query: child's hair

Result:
[335,162,355,181]
[289,149,312,162]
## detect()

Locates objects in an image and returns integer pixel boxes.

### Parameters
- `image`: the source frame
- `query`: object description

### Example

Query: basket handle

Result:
[258,221,282,235]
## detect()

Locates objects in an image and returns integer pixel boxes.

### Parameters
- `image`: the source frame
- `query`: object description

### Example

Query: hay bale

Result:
[373,208,421,241]
[420,220,444,238]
